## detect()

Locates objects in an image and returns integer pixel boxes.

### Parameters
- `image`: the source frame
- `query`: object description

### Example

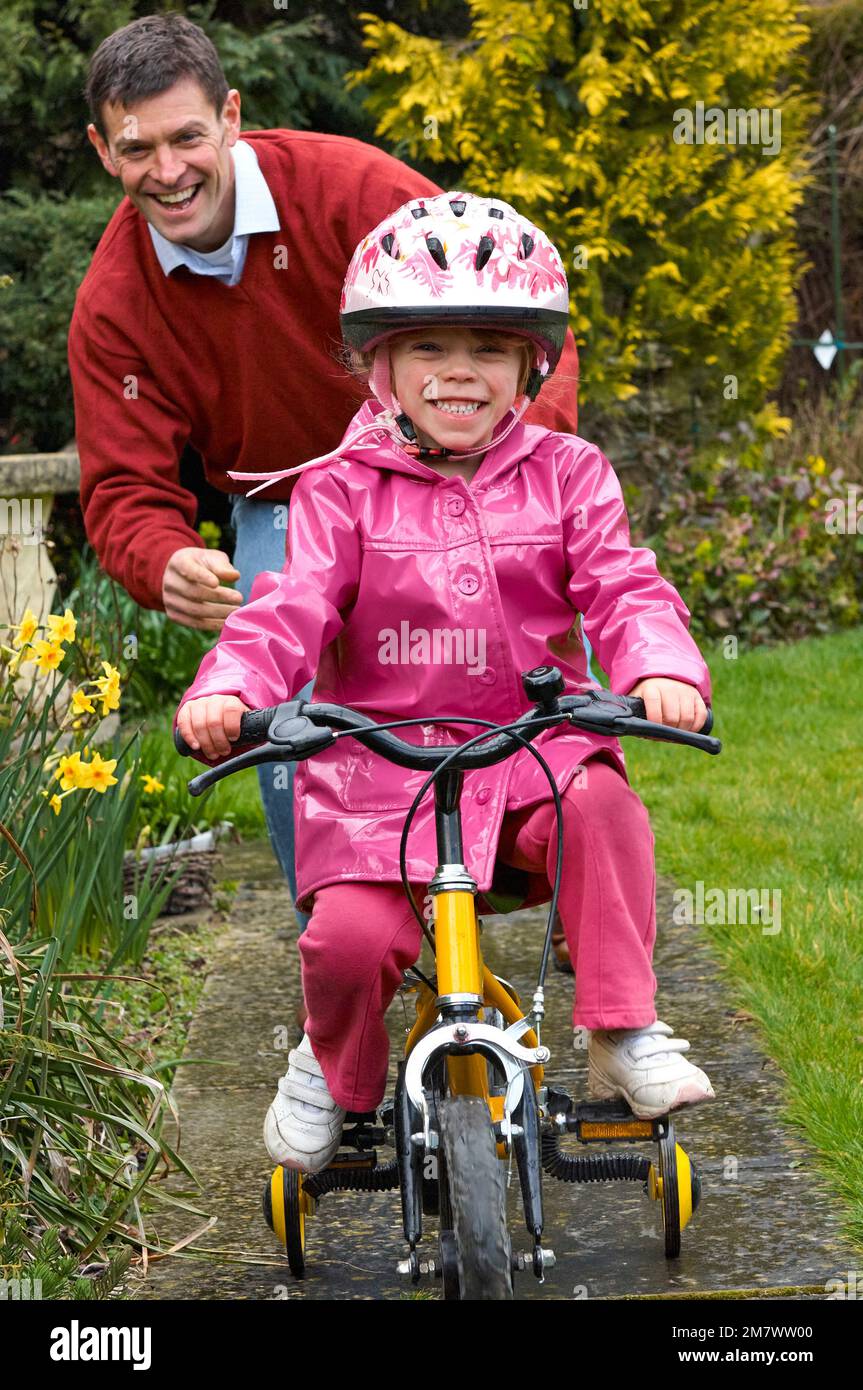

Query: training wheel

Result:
[262,1166,314,1276]
[647,1124,701,1259]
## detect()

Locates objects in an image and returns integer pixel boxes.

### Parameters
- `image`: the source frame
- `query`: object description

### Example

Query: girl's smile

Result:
[389,326,529,462]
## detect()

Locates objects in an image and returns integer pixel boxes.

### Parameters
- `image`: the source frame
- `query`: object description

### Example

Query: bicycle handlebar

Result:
[174,667,720,797]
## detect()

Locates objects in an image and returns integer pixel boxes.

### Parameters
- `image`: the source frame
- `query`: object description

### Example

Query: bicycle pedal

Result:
[570,1099,661,1141]
[325,1151,379,1171]
[340,1121,388,1151]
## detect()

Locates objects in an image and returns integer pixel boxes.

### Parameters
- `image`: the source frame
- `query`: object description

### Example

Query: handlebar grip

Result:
[173,705,283,758]
[174,726,195,758]
[624,695,713,736]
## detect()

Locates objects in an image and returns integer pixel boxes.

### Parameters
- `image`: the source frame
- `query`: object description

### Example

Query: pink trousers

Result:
[297,757,658,1111]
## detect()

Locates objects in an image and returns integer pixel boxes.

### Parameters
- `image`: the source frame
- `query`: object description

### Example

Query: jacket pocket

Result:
[340,745,434,812]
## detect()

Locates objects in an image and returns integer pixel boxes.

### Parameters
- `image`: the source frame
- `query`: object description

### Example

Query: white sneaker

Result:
[263,1033,346,1173]
[587,1019,715,1119]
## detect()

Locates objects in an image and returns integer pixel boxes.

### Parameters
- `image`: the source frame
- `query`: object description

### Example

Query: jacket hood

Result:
[228,396,553,496]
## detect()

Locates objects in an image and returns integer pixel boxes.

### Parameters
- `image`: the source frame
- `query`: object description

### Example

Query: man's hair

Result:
[85,12,229,137]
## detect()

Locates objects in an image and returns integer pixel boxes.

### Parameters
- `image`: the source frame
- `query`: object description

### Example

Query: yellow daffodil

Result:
[40,788,65,815]
[55,751,87,791]
[809,455,827,476]
[71,689,95,716]
[12,608,39,649]
[78,752,118,794]
[46,608,77,643]
[7,644,35,674]
[30,639,65,673]
[139,774,165,794]
[93,661,121,716]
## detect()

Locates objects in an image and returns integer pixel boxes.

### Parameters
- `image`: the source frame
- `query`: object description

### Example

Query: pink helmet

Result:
[340,190,570,410]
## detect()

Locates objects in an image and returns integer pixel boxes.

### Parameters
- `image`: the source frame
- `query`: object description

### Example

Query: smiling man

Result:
[68,12,582,934]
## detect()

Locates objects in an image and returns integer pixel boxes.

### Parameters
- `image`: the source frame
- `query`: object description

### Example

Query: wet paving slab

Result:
[135,840,858,1302]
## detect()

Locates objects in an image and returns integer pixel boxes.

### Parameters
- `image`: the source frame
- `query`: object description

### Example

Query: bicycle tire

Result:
[263,1167,306,1277]
[439,1095,513,1300]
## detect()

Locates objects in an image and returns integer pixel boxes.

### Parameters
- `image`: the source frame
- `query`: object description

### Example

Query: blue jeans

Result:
[229,493,313,931]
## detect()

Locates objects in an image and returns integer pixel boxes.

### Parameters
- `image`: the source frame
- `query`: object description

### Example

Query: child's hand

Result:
[626,678,708,731]
[177,695,251,761]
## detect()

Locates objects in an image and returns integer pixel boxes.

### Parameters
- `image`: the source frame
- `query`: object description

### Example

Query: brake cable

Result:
[385,712,567,1008]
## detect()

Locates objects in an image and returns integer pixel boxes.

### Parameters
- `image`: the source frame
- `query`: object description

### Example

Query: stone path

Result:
[136,840,858,1301]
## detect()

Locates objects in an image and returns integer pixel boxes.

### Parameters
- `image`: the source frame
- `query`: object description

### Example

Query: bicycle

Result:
[175,664,720,1299]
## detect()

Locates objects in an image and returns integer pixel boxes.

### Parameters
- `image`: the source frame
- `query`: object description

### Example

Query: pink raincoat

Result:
[176,400,711,913]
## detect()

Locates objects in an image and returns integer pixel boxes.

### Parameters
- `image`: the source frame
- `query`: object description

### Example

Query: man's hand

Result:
[177,695,250,760]
[626,677,709,732]
[162,548,244,631]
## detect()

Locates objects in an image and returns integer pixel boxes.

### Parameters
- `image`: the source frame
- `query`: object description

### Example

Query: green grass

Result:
[625,627,863,1249]
[128,720,267,838]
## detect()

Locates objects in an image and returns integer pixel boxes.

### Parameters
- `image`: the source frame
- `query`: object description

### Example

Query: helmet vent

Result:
[411,206,430,219]
[489,208,504,219]
[475,234,495,271]
[425,235,448,270]
[381,232,397,257]
[520,233,535,259]
[449,199,466,216]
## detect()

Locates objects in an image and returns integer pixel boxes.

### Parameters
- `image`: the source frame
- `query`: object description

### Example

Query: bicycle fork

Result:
[396,768,551,1271]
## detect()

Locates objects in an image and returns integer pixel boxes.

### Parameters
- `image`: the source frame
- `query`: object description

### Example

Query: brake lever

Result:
[184,717,337,796]
[559,693,720,754]
[187,741,289,796]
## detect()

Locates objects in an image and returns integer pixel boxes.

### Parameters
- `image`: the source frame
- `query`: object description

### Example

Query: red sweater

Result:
[68,129,581,610]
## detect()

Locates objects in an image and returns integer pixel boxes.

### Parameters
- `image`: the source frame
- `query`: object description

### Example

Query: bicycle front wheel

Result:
[438,1095,513,1300]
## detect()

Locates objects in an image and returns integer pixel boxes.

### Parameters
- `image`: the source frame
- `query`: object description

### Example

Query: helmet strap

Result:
[395,412,453,458]
[525,366,544,401]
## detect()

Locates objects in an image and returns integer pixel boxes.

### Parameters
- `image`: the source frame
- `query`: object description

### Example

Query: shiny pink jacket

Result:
[176,400,711,912]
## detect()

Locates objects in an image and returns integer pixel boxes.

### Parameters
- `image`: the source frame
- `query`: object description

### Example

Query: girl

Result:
[176,191,715,1174]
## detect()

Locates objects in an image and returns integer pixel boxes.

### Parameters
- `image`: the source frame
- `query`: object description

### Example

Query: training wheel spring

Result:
[541,1131,652,1184]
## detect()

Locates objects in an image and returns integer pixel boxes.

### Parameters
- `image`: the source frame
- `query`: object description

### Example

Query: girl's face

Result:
[388,326,528,462]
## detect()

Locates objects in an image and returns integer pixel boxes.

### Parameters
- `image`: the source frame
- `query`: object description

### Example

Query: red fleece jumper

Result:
[68,129,581,611]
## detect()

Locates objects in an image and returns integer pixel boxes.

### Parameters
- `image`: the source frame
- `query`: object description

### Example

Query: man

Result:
[69,12,582,935]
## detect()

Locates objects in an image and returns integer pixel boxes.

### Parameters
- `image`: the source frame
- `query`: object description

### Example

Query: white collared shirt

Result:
[147,138,280,287]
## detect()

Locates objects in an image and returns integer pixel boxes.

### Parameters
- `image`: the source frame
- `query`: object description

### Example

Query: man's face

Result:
[87,77,241,252]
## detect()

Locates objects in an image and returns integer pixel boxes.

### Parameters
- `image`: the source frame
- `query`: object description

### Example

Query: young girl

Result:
[176,191,715,1175]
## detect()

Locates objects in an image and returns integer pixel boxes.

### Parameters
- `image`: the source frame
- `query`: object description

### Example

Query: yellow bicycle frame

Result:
[403,885,543,1135]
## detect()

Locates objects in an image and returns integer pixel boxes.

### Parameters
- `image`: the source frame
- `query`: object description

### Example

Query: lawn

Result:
[626,626,863,1248]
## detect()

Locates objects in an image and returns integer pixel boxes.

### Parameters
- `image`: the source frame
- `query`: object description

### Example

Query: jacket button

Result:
[475,787,491,805]
[478,667,497,685]
[457,573,479,595]
[445,496,466,517]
